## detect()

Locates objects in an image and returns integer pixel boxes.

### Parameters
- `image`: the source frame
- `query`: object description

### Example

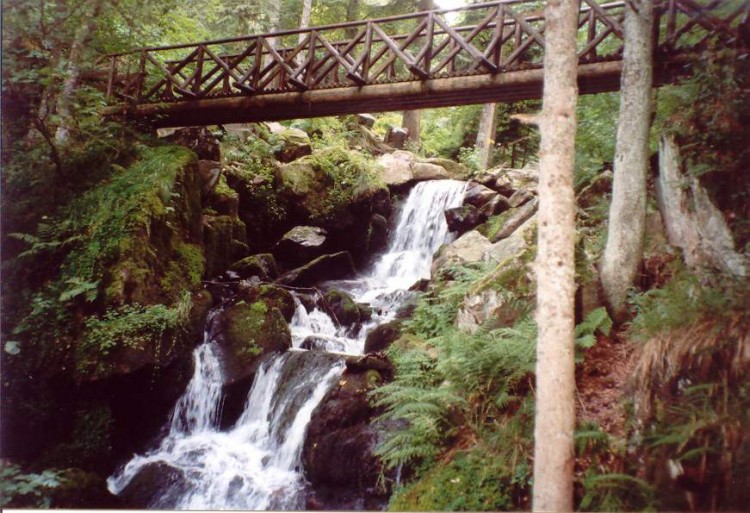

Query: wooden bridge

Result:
[103,0,747,127]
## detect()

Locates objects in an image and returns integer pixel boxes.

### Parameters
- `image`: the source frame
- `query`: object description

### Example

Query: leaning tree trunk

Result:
[475,103,499,170]
[599,0,654,323]
[54,0,105,145]
[532,0,579,511]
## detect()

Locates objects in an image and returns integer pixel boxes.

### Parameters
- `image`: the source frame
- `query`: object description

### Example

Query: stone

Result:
[220,299,292,383]
[229,253,278,281]
[444,205,485,234]
[431,230,492,274]
[357,113,376,127]
[324,289,362,327]
[487,197,538,243]
[301,336,348,353]
[422,157,471,179]
[118,462,188,508]
[273,127,313,163]
[273,226,329,268]
[411,162,450,181]
[384,126,409,148]
[276,251,357,287]
[239,283,296,322]
[203,214,249,278]
[508,189,535,208]
[463,181,498,208]
[197,160,221,193]
[376,150,416,187]
[456,289,521,334]
[207,174,239,216]
[483,214,537,265]
[367,214,389,254]
[477,194,511,218]
[167,127,220,161]
[364,319,404,353]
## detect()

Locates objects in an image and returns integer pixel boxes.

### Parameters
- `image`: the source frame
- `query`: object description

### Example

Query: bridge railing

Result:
[105,0,746,105]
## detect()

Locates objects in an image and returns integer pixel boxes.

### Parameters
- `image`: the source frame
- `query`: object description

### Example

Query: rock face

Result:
[272,127,313,163]
[197,160,221,193]
[203,214,249,277]
[276,252,357,287]
[273,226,329,268]
[432,230,492,274]
[303,368,385,491]
[229,253,278,281]
[220,299,292,384]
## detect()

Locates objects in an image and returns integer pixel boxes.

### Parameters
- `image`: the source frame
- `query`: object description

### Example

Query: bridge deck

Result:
[103,0,746,127]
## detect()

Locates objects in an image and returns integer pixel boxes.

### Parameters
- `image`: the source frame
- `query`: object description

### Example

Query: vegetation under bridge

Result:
[103,0,747,127]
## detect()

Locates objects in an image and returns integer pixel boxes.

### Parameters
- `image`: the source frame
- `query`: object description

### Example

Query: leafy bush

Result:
[0,464,63,508]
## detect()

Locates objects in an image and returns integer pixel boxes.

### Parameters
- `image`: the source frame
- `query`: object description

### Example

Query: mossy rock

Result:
[203,214,249,277]
[206,174,239,216]
[240,284,295,322]
[324,289,362,327]
[229,253,278,281]
[221,300,291,383]
[277,251,357,287]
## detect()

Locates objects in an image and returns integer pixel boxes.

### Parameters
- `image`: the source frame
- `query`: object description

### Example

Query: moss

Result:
[243,284,295,321]
[223,299,291,370]
[476,208,516,241]
[203,215,248,277]
[230,253,278,281]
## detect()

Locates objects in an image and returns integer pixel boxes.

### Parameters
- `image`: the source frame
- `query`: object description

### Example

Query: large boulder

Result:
[483,197,538,243]
[229,253,278,281]
[456,289,523,334]
[463,182,498,208]
[444,205,485,234]
[412,162,450,181]
[375,151,467,190]
[272,127,313,163]
[364,319,404,354]
[220,299,292,383]
[273,226,329,268]
[276,252,357,287]
[431,230,493,274]
[118,462,188,508]
[483,214,537,265]
[239,283,296,322]
[324,289,363,327]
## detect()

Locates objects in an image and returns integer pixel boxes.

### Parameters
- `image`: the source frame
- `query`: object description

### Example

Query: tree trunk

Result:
[532,0,579,510]
[345,0,361,40]
[400,0,434,145]
[298,0,313,45]
[656,135,748,277]
[54,0,105,145]
[475,103,498,170]
[599,0,654,323]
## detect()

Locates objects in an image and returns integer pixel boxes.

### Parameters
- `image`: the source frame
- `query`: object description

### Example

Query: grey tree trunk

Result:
[657,135,748,277]
[532,0,579,510]
[54,0,105,145]
[298,0,313,45]
[401,0,435,144]
[599,0,654,323]
[475,103,498,170]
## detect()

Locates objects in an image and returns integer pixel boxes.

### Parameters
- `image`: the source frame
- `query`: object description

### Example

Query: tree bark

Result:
[532,0,578,510]
[599,0,653,323]
[345,0,360,40]
[298,0,313,45]
[400,0,434,145]
[54,0,104,145]
[475,103,498,170]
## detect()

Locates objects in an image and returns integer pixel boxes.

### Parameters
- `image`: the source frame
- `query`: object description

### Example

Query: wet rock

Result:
[367,214,389,254]
[118,462,188,508]
[463,182,498,208]
[273,226,328,268]
[239,283,296,322]
[445,205,485,234]
[301,336,347,353]
[304,369,385,490]
[229,253,278,281]
[276,252,357,288]
[167,127,220,161]
[324,289,362,327]
[364,319,404,354]
[272,127,313,163]
[220,300,292,383]
[197,160,221,193]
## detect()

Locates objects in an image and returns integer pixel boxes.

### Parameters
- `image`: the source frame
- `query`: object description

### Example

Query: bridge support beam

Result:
[105,61,626,127]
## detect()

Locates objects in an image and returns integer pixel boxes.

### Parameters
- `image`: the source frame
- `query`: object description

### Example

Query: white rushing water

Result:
[108,179,465,509]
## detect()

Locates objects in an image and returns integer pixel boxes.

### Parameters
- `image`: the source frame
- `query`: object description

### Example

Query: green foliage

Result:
[628,271,746,341]
[575,93,619,190]
[41,405,114,471]
[579,472,656,512]
[575,307,613,357]
[0,464,63,508]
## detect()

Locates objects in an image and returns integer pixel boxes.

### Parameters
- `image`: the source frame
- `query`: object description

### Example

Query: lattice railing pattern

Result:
[105,0,747,105]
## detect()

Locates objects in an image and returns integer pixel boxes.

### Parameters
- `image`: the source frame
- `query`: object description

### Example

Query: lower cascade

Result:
[107,179,466,509]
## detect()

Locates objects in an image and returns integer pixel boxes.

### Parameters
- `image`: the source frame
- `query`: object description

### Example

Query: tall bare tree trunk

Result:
[532,0,578,510]
[298,0,313,45]
[599,0,654,323]
[345,0,361,39]
[401,0,434,144]
[475,103,498,169]
[54,0,104,145]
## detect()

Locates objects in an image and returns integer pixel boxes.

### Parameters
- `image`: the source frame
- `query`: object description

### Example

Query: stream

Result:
[107,179,466,509]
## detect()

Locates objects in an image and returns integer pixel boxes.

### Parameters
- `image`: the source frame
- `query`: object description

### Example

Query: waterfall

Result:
[108,179,465,509]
